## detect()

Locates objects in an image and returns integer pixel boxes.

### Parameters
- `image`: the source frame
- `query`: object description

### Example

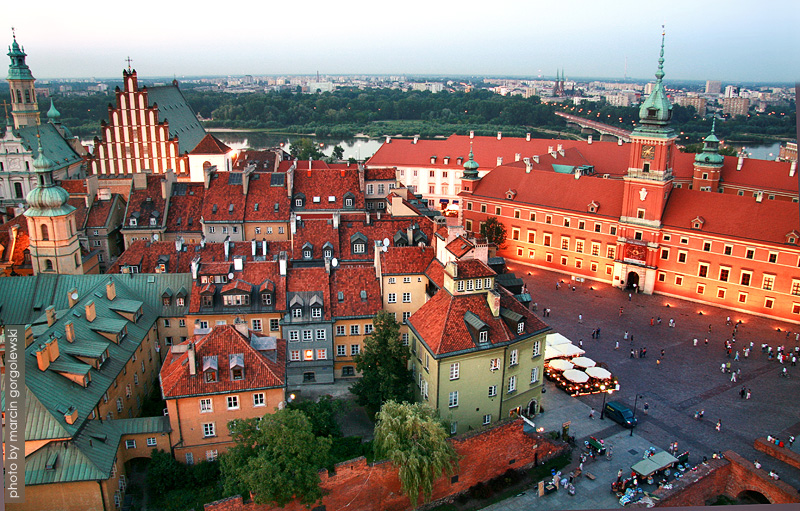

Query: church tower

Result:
[691,118,724,191]
[616,30,678,293]
[24,135,83,274]
[7,31,40,129]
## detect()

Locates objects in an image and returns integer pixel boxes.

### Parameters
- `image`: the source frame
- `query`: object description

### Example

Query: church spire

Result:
[463,141,480,179]
[633,27,674,135]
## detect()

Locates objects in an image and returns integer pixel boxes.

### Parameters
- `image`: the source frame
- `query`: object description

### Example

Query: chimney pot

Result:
[65,321,76,343]
[85,300,96,323]
[46,305,56,327]
[106,280,116,301]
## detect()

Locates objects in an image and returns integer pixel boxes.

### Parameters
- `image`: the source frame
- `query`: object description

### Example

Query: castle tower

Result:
[616,29,678,294]
[691,118,724,191]
[24,135,83,274]
[7,31,39,129]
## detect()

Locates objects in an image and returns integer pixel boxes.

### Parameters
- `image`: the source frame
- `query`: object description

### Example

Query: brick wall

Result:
[204,418,567,511]
[754,437,800,470]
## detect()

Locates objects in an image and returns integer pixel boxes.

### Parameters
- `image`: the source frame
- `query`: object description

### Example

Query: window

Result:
[717,288,726,299]
[792,280,800,296]
[350,324,360,335]
[125,440,136,449]
[206,449,218,462]
[146,437,157,447]
[450,422,458,434]
[768,252,778,263]
[514,209,520,219]
[661,248,669,260]
[675,275,684,286]
[402,333,409,346]
[512,228,520,241]
[543,234,551,247]
[575,240,584,253]
[269,318,279,331]
[610,226,617,235]
[561,238,569,250]
[719,267,730,282]
[289,330,300,342]
[480,204,487,213]
[738,292,748,303]
[637,208,645,219]
[677,251,687,263]
[303,330,312,341]
[591,243,600,256]
[527,231,536,243]
[290,350,300,361]
[745,248,755,259]
[531,367,539,383]
[489,358,499,371]
[251,319,262,331]
[724,245,733,256]
[479,330,488,343]
[350,345,360,356]
[457,280,464,292]
[703,241,712,252]
[448,391,459,408]
[262,293,272,306]
[227,396,239,410]
[388,293,397,303]
[529,249,536,259]
[560,256,568,266]
[794,303,800,315]
[388,277,396,284]
[698,263,709,278]
[530,212,537,221]
[495,207,501,215]
[484,278,492,289]
[697,284,705,294]
[365,324,373,334]
[203,423,216,437]
[450,363,460,380]
[607,246,616,259]
[311,307,322,319]
[594,223,601,233]
[509,349,518,366]
[488,385,498,397]
[517,322,524,334]
[337,344,346,357]
[740,271,752,287]
[765,298,775,309]
[303,349,314,361]
[402,292,411,303]
[467,279,474,291]
[402,311,411,323]
[508,375,517,393]
[316,349,327,360]
[563,218,571,228]
[316,329,326,340]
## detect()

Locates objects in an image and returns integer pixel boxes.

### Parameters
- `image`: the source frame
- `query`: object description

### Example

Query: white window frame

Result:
[448,391,459,408]
[253,393,265,407]
[488,385,497,397]
[227,395,239,410]
[450,362,460,380]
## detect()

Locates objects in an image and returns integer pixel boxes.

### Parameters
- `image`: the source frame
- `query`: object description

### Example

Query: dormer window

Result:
[292,307,302,318]
[129,218,137,227]
[302,242,313,259]
[479,330,488,343]
[517,322,524,334]
[311,307,322,319]
[223,294,250,306]
[203,355,218,383]
[202,295,213,307]
[230,353,244,381]
[323,242,334,259]
[351,232,367,254]
[261,293,272,306]
[117,326,128,343]
[163,296,171,306]
[294,194,305,208]
[150,217,157,226]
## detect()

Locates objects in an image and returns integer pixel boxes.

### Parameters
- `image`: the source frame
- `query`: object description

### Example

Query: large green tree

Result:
[480,216,507,248]
[374,401,460,508]
[350,311,413,415]
[220,409,332,507]
[289,137,325,160]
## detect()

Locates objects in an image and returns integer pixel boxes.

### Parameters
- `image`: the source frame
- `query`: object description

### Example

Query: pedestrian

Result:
[642,347,647,358]
[657,316,662,325]
[624,331,629,340]
[745,348,749,358]
[590,408,595,420]
[660,348,665,358]
[578,314,583,323]
[790,436,795,447]
[631,349,636,359]
[629,293,632,301]
[731,372,737,383]
[740,386,746,399]
[708,324,713,334]
[669,318,675,327]
[615,340,619,350]
[735,351,739,361]
[716,420,722,432]
[650,317,654,326]
[617,469,623,482]
[726,362,731,373]
[693,338,698,346]
[619,307,624,316]
[591,329,596,339]
[793,356,797,366]
[657,358,661,367]
[720,363,726,373]
[746,389,751,399]
[643,402,649,414]
[579,339,583,348]
[556,281,560,290]
[726,316,731,325]
[596,328,601,338]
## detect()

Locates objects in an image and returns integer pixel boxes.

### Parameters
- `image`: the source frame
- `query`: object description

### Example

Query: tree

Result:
[331,145,345,161]
[374,401,460,508]
[287,395,342,438]
[220,409,332,507]
[350,311,413,415]
[289,138,324,160]
[480,216,507,248]
[146,449,189,500]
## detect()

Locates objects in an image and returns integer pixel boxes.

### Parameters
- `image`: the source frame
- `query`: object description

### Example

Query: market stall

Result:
[631,451,679,480]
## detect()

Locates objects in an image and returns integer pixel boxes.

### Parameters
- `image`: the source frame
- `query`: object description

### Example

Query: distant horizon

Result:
[6,0,800,83]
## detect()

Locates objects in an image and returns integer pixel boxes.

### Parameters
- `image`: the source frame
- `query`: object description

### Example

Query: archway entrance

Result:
[736,490,770,504]
[526,399,538,417]
[626,271,640,290]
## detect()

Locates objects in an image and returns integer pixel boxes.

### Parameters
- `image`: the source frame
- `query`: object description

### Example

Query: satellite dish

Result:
[228,272,234,280]
[383,238,390,247]
[331,258,339,268]
[70,292,79,300]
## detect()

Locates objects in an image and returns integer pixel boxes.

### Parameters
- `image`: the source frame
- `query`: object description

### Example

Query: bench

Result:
[585,472,596,480]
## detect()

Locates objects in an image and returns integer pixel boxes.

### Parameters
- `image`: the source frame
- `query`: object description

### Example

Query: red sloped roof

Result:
[409,287,548,356]
[337,217,435,261]
[425,259,445,289]
[59,179,88,194]
[160,325,285,399]
[331,264,382,318]
[380,246,435,275]
[286,267,332,320]
[86,194,124,229]
[292,164,365,211]
[125,175,167,229]
[446,236,474,258]
[67,197,89,229]
[365,166,397,180]
[453,259,495,279]
[232,149,280,172]
[165,183,204,233]
[201,172,246,222]
[243,173,290,222]
[189,133,231,155]
[662,187,800,245]
[470,166,625,219]
[292,219,340,260]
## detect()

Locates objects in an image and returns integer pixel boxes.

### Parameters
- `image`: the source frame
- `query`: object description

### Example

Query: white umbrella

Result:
[546,333,572,346]
[556,343,585,357]
[563,369,590,383]
[571,356,596,368]
[548,359,574,371]
[585,366,612,380]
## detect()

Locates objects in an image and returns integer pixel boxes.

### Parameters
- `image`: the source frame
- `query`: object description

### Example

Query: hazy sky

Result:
[6,0,800,82]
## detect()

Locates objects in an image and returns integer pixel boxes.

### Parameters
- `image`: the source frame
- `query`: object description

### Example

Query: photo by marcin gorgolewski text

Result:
[4,324,26,503]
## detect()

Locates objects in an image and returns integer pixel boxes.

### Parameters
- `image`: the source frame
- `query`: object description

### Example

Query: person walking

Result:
[619,307,624,317]
[615,340,619,350]
[705,338,709,346]
[624,331,629,340]
[578,314,583,323]
[642,347,647,358]
[740,386,746,399]
[579,339,584,349]
[734,351,740,361]
[731,372,737,383]
[629,293,632,301]
[746,389,751,399]
[661,348,665,358]
[631,349,636,359]
[650,317,654,326]
[716,420,722,432]
[656,358,661,368]
[589,408,595,420]
[643,402,649,415]
[720,363,726,373]
[693,338,698,346]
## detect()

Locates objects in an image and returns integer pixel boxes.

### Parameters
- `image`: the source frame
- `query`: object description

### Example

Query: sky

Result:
[6,0,800,83]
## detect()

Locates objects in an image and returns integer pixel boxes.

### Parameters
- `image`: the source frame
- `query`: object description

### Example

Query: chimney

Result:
[200,236,206,249]
[497,156,503,166]
[487,289,501,317]
[618,138,623,146]
[187,343,196,376]
[64,407,78,425]
[386,136,391,143]
[46,305,56,327]
[524,158,532,173]
[224,237,231,261]
[175,237,182,252]
[106,279,116,301]
[526,133,531,141]
[548,146,553,153]
[333,212,339,229]
[191,256,200,281]
[279,251,288,276]
[413,135,419,144]
[85,300,96,323]
[46,336,60,362]
[325,256,331,274]
[469,131,474,139]
[262,239,268,257]
[251,239,257,257]
[36,344,50,371]
[377,211,381,220]
[407,225,414,245]
[340,167,345,178]
[366,212,371,225]
[65,320,76,343]
[515,153,521,162]
[532,155,539,164]
[243,168,252,195]
[587,135,593,144]
[234,322,249,337]
[291,213,297,234]
[790,160,797,177]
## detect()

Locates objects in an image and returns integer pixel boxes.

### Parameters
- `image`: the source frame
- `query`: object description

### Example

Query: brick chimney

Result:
[65,320,76,343]
[46,336,60,362]
[46,305,56,327]
[187,343,197,376]
[487,289,501,317]
[106,279,117,301]
[36,345,51,371]
[85,300,96,323]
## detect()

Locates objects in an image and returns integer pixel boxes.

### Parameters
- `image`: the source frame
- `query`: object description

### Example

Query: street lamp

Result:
[630,394,643,436]
[600,385,612,419]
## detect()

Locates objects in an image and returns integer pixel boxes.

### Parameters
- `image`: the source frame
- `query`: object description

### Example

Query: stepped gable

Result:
[244,172,290,222]
[160,324,285,399]
[409,285,546,356]
[189,133,231,155]
[330,264,382,318]
[470,164,626,219]
[380,245,435,275]
[201,172,246,223]
[291,218,340,260]
[165,182,204,234]
[662,187,800,244]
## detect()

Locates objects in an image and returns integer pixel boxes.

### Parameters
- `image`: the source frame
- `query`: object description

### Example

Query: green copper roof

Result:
[635,30,673,135]
[24,135,74,216]
[147,84,207,154]
[7,34,34,81]
[463,143,480,178]
[47,98,61,121]
[15,122,83,171]
[695,118,724,165]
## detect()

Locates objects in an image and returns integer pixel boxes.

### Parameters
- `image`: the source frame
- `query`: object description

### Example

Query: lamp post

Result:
[630,394,642,436]
[599,385,607,419]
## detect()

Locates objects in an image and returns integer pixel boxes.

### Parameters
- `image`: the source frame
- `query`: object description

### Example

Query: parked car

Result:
[604,401,638,428]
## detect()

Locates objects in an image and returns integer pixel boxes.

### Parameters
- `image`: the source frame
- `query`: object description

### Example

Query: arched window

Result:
[41,224,50,241]
[45,259,54,271]
[15,90,21,103]
[13,182,23,199]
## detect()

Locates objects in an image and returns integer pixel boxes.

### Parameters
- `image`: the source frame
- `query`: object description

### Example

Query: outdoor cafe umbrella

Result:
[546,332,572,346]
[563,369,590,383]
[571,356,596,368]
[585,366,612,380]
[548,359,574,371]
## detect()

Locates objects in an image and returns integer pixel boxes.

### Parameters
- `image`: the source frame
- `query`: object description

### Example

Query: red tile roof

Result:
[165,183,204,234]
[290,161,365,211]
[85,194,124,229]
[451,259,495,279]
[286,267,331,320]
[202,172,246,223]
[59,179,88,194]
[337,217,434,261]
[124,175,167,229]
[445,236,474,258]
[189,133,231,155]
[68,197,89,229]
[160,324,285,399]
[425,259,445,289]
[380,246,435,275]
[292,219,340,260]
[331,264,382,318]
[365,166,397,181]
[409,287,548,356]
[232,149,281,172]
[244,173,290,222]
[661,187,800,245]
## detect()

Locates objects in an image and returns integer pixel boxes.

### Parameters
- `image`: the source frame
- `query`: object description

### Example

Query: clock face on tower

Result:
[641,145,655,160]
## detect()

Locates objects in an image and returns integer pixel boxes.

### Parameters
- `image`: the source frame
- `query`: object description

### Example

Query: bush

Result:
[146,449,188,500]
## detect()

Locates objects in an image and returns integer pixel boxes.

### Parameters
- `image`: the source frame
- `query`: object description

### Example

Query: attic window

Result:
[517,322,524,334]
[479,330,488,343]
[212,204,218,214]
[129,218,137,227]
[228,203,234,213]
[328,196,336,202]
[203,356,218,382]
[230,353,244,381]
[338,291,344,302]
[274,203,279,212]
[254,203,259,211]
[313,196,321,203]
[360,290,367,301]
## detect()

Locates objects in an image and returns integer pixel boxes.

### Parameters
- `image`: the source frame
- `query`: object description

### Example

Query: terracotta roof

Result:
[451,259,496,279]
[187,258,286,314]
[409,286,548,356]
[331,264,382,318]
[243,173,290,222]
[364,166,396,181]
[68,197,89,230]
[85,194,124,229]
[160,325,285,399]
[292,219,340,260]
[201,172,246,223]
[189,133,231,155]
[59,179,88,194]
[123,175,167,229]
[446,236,474,258]
[165,183,204,233]
[380,246,435,275]
[286,267,331,319]
[661,187,800,245]
[290,161,365,211]
[425,259,445,289]
[232,149,282,172]
[337,217,434,261]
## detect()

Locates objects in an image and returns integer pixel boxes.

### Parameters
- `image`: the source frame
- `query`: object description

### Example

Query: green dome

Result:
[694,119,724,165]
[463,144,480,178]
[47,99,61,121]
[23,136,75,217]
[638,33,672,126]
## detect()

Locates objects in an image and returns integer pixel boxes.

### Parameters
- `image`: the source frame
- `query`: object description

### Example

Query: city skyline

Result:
[7,0,800,82]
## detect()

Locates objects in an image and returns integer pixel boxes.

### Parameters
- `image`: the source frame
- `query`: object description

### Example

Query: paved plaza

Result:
[485,262,800,509]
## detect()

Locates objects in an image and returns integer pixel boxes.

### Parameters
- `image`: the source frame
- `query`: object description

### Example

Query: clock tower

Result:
[615,30,678,294]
